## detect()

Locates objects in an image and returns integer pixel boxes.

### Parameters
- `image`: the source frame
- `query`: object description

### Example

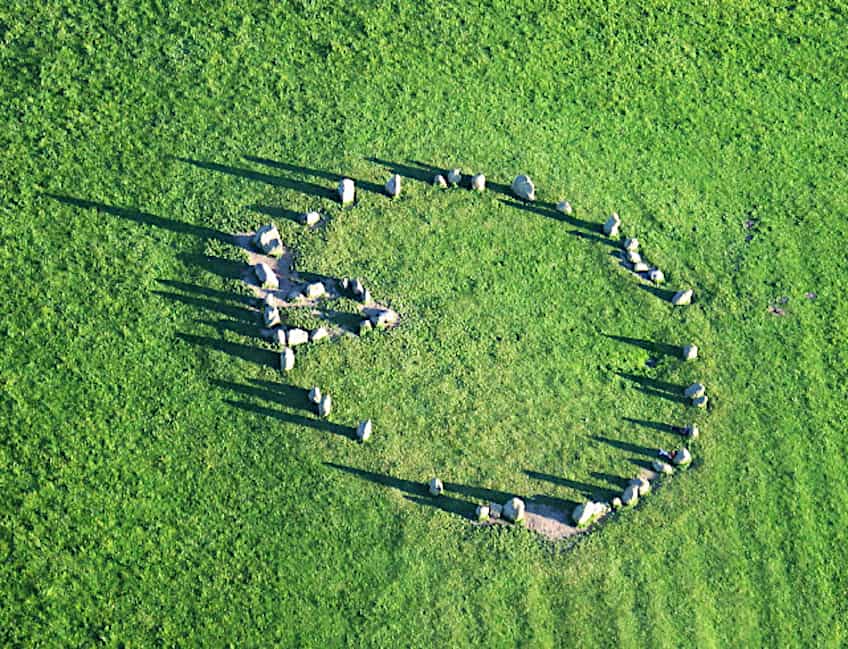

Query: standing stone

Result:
[603,213,621,237]
[304,282,327,299]
[447,169,462,186]
[338,178,355,205]
[308,386,322,404]
[488,502,503,519]
[280,347,295,372]
[356,419,372,442]
[611,497,623,510]
[652,460,674,475]
[684,423,700,439]
[351,278,366,300]
[254,223,284,257]
[263,304,281,328]
[622,484,639,506]
[511,174,536,201]
[286,328,309,347]
[629,477,652,496]
[429,478,444,496]
[471,173,486,192]
[302,211,321,226]
[648,269,665,284]
[671,289,694,306]
[684,383,706,399]
[633,262,650,273]
[672,448,692,466]
[318,394,332,418]
[368,308,399,329]
[682,344,698,360]
[556,200,573,215]
[626,250,642,264]
[263,292,276,307]
[272,328,287,346]
[358,319,373,336]
[476,504,490,521]
[572,501,609,528]
[254,262,279,290]
[692,394,709,408]
[433,174,448,188]
[385,174,401,198]
[502,497,526,523]
[624,237,639,251]
[310,327,329,343]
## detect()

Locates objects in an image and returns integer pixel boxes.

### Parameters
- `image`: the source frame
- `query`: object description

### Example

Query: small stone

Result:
[318,394,332,417]
[304,282,327,300]
[368,308,399,329]
[682,344,698,360]
[338,178,355,205]
[356,419,372,442]
[629,476,651,497]
[652,460,674,475]
[633,262,650,273]
[429,478,444,496]
[471,173,486,192]
[692,394,709,408]
[671,289,694,306]
[302,210,321,227]
[358,319,373,336]
[254,223,284,257]
[622,484,639,506]
[648,269,665,284]
[263,304,281,328]
[556,200,573,215]
[433,174,447,188]
[310,327,329,343]
[511,174,536,201]
[254,262,279,290]
[308,386,322,404]
[272,328,287,346]
[385,174,401,198]
[447,169,462,186]
[672,448,692,466]
[626,250,642,264]
[280,347,295,372]
[572,500,610,528]
[287,328,309,347]
[476,504,490,521]
[488,502,503,519]
[611,497,623,510]
[624,237,639,251]
[684,383,706,399]
[603,213,621,237]
[502,497,526,523]
[684,423,700,439]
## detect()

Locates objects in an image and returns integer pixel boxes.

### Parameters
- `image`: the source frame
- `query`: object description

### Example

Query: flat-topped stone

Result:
[310,327,329,343]
[304,282,326,300]
[287,328,309,347]
[572,501,610,528]
[302,211,321,226]
[684,383,706,399]
[471,173,486,191]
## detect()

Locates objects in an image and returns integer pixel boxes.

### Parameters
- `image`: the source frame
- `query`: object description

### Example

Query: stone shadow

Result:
[589,435,656,458]
[605,334,681,358]
[524,470,616,501]
[175,332,277,368]
[622,417,683,436]
[212,378,313,413]
[637,283,678,302]
[244,155,385,196]
[154,290,257,323]
[497,198,600,232]
[225,400,357,439]
[616,372,689,404]
[247,205,305,225]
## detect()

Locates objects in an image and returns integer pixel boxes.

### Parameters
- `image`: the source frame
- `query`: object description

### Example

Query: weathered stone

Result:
[503,497,526,523]
[385,174,401,198]
[447,169,462,186]
[684,423,700,439]
[622,484,639,506]
[308,386,322,404]
[302,210,321,227]
[280,347,295,372]
[356,419,372,442]
[338,178,355,205]
[360,289,371,304]
[262,292,276,307]
[511,174,536,201]
[633,262,650,273]
[684,383,706,399]
[626,250,642,264]
[310,327,329,343]
[287,328,309,347]
[429,477,444,496]
[682,344,698,360]
[351,278,365,299]
[254,262,279,290]
[488,502,503,519]
[368,308,399,329]
[572,501,610,528]
[471,173,486,192]
[624,237,639,251]
[263,304,281,328]
[433,174,448,188]
[556,200,573,215]
[603,213,621,237]
[629,477,652,496]
[648,269,665,284]
[652,460,674,475]
[611,497,623,510]
[692,394,709,408]
[272,328,287,346]
[339,277,351,293]
[304,282,326,300]
[671,289,694,306]
[672,448,692,466]
[254,223,283,257]
[358,319,373,336]
[476,504,490,521]
[318,394,332,417]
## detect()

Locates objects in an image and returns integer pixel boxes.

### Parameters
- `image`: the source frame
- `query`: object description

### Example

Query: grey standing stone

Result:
[368,308,399,329]
[351,278,365,299]
[684,383,706,399]
[304,282,326,299]
[684,423,700,439]
[263,304,281,328]
[280,347,295,372]
[488,502,503,519]
[429,478,444,496]
[308,386,322,404]
[287,328,309,347]
[672,448,692,466]
[356,419,372,442]
[318,394,332,418]
[692,394,709,408]
[302,211,321,227]
[556,200,573,215]
[263,293,276,307]
[476,504,490,521]
[682,344,698,360]
[310,327,329,343]
[254,262,279,290]
[385,174,401,198]
[622,484,639,506]
[648,269,665,284]
[433,174,448,188]
[626,250,642,264]
[603,213,621,237]
[503,497,526,523]
[272,328,287,346]
[652,460,674,475]
[633,262,650,273]
[671,289,694,306]
[447,169,462,186]
[471,173,486,192]
[338,178,355,205]
[254,223,284,257]
[629,476,651,497]
[624,237,639,251]
[511,174,536,201]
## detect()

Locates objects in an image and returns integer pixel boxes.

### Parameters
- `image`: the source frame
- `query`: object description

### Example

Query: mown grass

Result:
[1,1,847,647]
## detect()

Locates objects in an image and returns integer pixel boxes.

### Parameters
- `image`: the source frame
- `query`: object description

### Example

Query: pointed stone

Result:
[603,213,621,236]
[429,477,444,496]
[556,200,573,215]
[511,174,536,201]
[433,174,447,188]
[263,304,281,327]
[385,174,401,198]
[308,386,322,404]
[682,344,698,360]
[318,394,332,418]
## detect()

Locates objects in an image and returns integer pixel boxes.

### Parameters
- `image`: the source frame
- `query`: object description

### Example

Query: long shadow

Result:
[197,318,262,339]
[628,457,656,472]
[212,379,311,412]
[403,494,476,519]
[637,284,677,302]
[176,333,276,367]
[590,435,656,458]
[45,194,234,243]
[498,199,600,232]
[623,417,681,435]
[524,470,615,500]
[244,156,384,196]
[177,157,336,200]
[227,401,356,438]
[616,372,684,395]
[178,253,245,281]
[366,157,438,183]
[605,335,680,358]
[589,472,630,490]
[158,279,254,306]
[405,159,515,197]
[247,205,304,225]
[567,230,619,249]
[635,387,690,405]
[155,291,257,323]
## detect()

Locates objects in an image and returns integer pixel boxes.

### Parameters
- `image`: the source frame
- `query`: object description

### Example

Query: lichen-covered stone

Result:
[622,484,639,506]
[629,477,652,497]
[633,262,650,273]
[603,213,621,237]
[626,250,642,264]
[476,504,490,521]
[692,394,709,408]
[682,344,698,360]
[684,423,700,439]
[652,460,674,475]
[624,237,639,251]
[302,211,321,226]
[572,501,610,528]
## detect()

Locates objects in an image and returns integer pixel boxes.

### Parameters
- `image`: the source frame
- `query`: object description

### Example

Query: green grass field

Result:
[2,1,847,646]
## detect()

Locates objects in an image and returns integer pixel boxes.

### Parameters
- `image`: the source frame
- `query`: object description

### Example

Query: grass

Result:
[2,1,847,647]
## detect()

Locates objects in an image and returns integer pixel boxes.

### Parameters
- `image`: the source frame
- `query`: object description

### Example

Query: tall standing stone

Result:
[385,174,401,198]
[338,178,355,205]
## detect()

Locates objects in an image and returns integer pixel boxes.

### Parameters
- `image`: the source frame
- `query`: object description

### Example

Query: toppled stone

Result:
[310,327,329,343]
[433,174,448,188]
[476,504,490,521]
[272,328,287,346]
[511,174,536,201]
[682,344,698,360]
[385,174,401,198]
[622,484,639,506]
[503,497,526,523]
[611,497,623,510]
[648,269,665,284]
[572,500,610,528]
[684,383,706,399]
[671,289,694,306]
[254,262,279,290]
[624,237,639,251]
[263,305,281,328]
[633,262,650,273]
[302,210,321,227]
[287,328,309,347]
[692,394,709,408]
[672,448,692,466]
[308,386,322,404]
[338,178,355,205]
[318,394,332,418]
[629,476,652,497]
[470,173,486,192]
[304,282,327,300]
[488,502,503,519]
[626,250,642,264]
[684,423,700,439]
[603,213,621,237]
[652,460,674,475]
[254,223,283,257]
[447,169,462,186]
[280,347,295,372]
[356,419,372,442]
[556,200,573,215]
[358,320,373,336]
[429,478,444,496]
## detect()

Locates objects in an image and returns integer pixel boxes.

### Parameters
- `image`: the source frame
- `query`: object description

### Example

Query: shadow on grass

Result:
[178,253,245,281]
[158,279,254,306]
[176,332,277,367]
[637,284,677,302]
[498,199,600,232]
[244,156,385,196]
[622,417,682,435]
[45,193,234,244]
[212,378,312,413]
[589,472,631,490]
[590,435,656,458]
[616,372,688,404]
[155,291,257,323]
[567,230,620,249]
[247,205,304,225]
[227,400,356,439]
[605,334,681,358]
[524,470,616,501]
[196,318,261,339]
